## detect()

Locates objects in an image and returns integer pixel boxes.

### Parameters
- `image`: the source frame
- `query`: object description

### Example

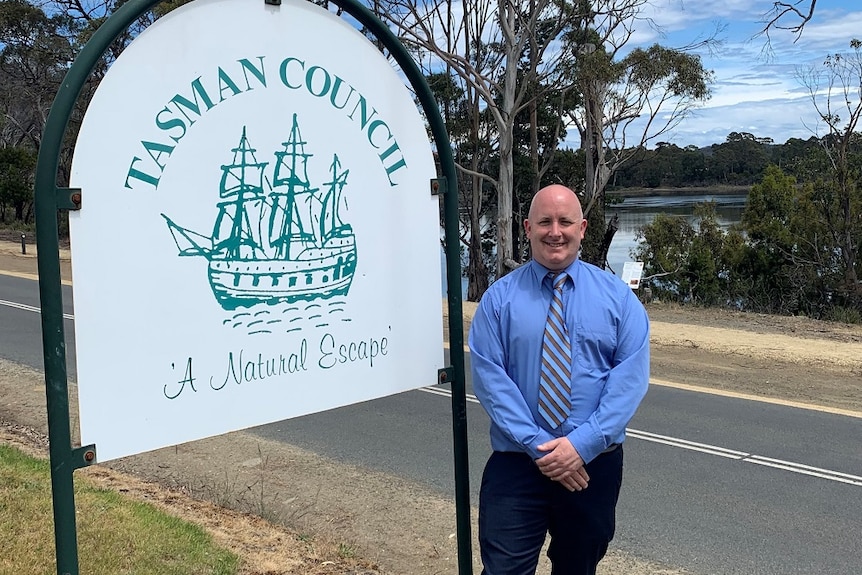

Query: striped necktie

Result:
[538,272,572,428]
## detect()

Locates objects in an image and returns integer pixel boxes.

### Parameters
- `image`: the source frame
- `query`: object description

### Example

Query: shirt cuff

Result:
[525,429,557,460]
[566,423,605,464]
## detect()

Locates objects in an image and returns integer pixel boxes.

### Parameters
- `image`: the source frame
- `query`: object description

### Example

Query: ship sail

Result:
[321,154,352,242]
[212,127,269,260]
[269,113,317,258]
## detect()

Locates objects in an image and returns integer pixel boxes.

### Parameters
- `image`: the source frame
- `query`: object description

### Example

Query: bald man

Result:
[468,184,650,575]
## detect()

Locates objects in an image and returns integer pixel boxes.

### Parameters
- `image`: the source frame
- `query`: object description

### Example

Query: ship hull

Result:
[208,244,357,310]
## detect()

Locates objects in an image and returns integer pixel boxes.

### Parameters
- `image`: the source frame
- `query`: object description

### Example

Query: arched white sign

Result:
[70,0,443,461]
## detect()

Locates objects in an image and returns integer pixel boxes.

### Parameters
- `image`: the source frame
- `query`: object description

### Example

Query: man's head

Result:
[524,184,587,271]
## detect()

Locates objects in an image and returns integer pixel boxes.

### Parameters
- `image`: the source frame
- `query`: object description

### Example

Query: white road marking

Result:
[625,429,749,459]
[419,386,862,487]
[745,455,862,486]
[0,298,75,320]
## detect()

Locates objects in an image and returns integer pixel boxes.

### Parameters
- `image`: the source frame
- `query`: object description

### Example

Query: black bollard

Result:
[21,234,26,255]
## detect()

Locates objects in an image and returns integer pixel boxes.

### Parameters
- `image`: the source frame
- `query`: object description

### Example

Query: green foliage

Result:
[636,162,861,319]
[0,145,36,223]
[608,132,802,190]
[546,148,586,195]
[633,212,694,300]
[0,0,77,151]
[743,165,797,247]
[633,203,735,305]
[623,45,711,100]
[153,0,195,19]
[823,306,862,324]
[753,172,830,313]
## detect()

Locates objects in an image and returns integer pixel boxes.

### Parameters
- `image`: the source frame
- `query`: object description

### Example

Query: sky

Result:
[564,0,862,149]
[4,1,856,151]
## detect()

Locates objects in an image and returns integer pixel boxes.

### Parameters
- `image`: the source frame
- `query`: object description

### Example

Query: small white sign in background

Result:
[70,0,443,461]
[621,261,644,290]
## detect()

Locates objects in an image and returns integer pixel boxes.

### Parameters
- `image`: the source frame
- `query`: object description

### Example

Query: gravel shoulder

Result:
[2,239,861,574]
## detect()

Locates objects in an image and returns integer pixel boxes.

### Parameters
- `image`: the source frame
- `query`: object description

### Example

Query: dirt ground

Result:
[1,238,861,575]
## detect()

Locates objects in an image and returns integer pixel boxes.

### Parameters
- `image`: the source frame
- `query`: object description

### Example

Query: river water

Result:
[445,193,748,296]
[605,193,747,278]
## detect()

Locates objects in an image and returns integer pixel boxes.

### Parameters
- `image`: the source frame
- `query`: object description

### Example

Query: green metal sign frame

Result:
[33,1,471,574]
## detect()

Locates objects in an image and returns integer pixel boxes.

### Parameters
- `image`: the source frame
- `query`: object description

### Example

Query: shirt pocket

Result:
[573,321,617,372]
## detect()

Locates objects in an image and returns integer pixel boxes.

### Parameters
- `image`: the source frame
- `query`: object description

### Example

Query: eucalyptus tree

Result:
[373,0,587,280]
[739,166,829,316]
[797,39,862,308]
[508,73,581,261]
[0,0,153,192]
[427,70,497,300]
[0,0,76,150]
[0,0,80,225]
[568,0,712,267]
[0,144,36,222]
[705,132,772,184]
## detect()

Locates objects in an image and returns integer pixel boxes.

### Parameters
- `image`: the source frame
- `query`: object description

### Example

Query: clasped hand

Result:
[535,437,589,492]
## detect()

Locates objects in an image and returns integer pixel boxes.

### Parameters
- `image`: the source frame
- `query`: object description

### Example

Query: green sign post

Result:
[34,1,471,574]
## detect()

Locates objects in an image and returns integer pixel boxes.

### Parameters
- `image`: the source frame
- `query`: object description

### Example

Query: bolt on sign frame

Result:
[33,1,471,573]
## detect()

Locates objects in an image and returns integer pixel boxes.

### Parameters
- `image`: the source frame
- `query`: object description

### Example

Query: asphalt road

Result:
[2,272,861,575]
[0,274,76,379]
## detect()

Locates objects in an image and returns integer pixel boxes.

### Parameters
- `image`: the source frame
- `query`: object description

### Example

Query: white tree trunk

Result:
[495,0,519,278]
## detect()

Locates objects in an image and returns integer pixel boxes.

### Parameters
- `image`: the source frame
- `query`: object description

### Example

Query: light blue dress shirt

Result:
[468,258,650,464]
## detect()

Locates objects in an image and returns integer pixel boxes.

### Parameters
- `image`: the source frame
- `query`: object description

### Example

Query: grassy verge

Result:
[0,444,239,575]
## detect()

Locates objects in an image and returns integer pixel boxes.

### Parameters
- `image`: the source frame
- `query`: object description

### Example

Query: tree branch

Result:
[455,162,499,189]
[762,1,817,42]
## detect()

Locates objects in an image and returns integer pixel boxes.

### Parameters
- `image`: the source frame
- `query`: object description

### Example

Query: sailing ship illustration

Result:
[162,115,357,310]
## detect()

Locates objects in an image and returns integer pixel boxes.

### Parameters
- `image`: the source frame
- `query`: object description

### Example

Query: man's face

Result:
[524,188,587,271]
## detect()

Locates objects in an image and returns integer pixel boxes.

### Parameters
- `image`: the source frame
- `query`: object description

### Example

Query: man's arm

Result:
[564,290,651,464]
[469,293,555,459]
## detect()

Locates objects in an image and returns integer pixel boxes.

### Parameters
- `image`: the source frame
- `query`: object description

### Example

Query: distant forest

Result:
[601,131,824,190]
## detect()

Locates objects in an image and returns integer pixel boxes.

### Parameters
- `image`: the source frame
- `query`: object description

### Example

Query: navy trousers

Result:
[478,445,624,575]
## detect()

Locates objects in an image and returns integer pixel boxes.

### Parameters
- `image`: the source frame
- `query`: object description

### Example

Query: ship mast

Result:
[271,114,317,258]
[321,154,350,241]
[215,127,268,260]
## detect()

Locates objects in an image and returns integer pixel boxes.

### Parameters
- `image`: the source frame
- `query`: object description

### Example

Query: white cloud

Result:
[670,97,821,146]
[562,94,823,150]
[639,1,862,146]
[642,0,761,31]
[773,8,862,50]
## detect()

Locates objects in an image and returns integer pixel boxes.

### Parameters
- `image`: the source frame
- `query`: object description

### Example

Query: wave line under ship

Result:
[163,115,357,310]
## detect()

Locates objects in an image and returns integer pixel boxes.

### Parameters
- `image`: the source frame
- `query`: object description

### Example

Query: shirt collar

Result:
[528,258,581,289]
